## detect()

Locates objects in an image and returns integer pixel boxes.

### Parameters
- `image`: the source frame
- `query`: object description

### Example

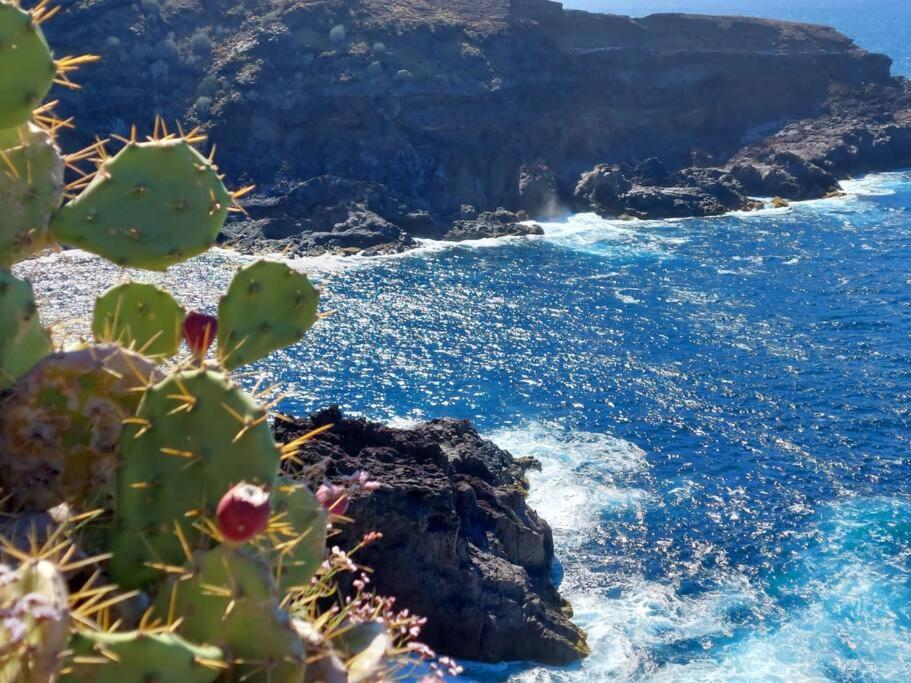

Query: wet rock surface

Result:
[443,209,544,241]
[275,406,589,665]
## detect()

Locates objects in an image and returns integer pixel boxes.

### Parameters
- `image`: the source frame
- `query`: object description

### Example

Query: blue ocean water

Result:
[14,6,911,678]
[565,0,911,76]
[18,172,911,681]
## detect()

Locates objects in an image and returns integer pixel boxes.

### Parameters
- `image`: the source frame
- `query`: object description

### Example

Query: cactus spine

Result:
[50,136,232,270]
[154,546,306,683]
[0,560,69,683]
[0,270,50,389]
[0,344,160,509]
[0,2,55,129]
[61,631,225,683]
[92,282,185,358]
[217,260,320,369]
[110,369,279,587]
[0,122,63,266]
[0,4,446,681]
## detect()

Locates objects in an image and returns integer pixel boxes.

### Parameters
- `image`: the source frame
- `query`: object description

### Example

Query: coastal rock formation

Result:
[275,407,588,665]
[443,209,544,241]
[44,0,911,250]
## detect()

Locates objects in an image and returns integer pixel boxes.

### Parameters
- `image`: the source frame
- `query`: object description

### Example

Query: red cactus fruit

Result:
[216,482,271,543]
[183,311,218,358]
[316,482,349,516]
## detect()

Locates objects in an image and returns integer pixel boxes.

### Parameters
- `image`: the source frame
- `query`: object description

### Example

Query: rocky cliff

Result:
[275,406,588,665]
[45,0,911,253]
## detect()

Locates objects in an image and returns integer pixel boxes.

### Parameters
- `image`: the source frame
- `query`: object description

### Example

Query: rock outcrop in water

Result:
[44,0,911,253]
[275,406,589,665]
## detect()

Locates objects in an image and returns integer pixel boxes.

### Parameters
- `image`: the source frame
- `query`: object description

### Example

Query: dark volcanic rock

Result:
[44,0,911,250]
[573,164,753,218]
[518,161,561,218]
[621,185,730,219]
[574,164,633,215]
[218,176,417,255]
[275,407,588,665]
[444,209,544,241]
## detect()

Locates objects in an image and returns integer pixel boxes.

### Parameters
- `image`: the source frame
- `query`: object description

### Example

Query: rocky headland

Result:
[276,407,588,666]
[45,0,911,252]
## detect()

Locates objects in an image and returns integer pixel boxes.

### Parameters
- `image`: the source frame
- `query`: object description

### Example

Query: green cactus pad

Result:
[154,546,306,683]
[265,478,327,593]
[61,630,224,683]
[217,260,319,369]
[92,282,185,358]
[0,270,51,389]
[0,560,70,683]
[50,138,231,271]
[0,344,161,510]
[0,122,64,266]
[0,2,55,129]
[109,369,280,588]
[335,622,391,683]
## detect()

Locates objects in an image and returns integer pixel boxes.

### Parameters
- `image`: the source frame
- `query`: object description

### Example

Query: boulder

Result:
[518,161,561,218]
[276,407,589,666]
[444,209,544,241]
[620,185,729,219]
[573,164,632,214]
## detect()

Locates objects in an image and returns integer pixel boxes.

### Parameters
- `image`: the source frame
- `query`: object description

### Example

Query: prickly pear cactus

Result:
[109,369,279,587]
[155,545,306,683]
[0,2,55,128]
[335,621,392,683]
[0,7,430,682]
[92,282,185,358]
[267,478,327,593]
[217,260,319,370]
[61,630,224,683]
[0,560,70,683]
[0,271,51,389]
[50,138,232,271]
[0,123,64,266]
[0,344,161,510]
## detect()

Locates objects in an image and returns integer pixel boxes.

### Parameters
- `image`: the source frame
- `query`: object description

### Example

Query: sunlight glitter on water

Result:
[13,170,911,682]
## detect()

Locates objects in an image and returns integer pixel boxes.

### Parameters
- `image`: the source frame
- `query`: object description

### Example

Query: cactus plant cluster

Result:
[0,2,460,681]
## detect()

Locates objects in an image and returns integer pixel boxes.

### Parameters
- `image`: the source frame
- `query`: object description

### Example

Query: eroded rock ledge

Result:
[46,0,911,253]
[275,406,588,665]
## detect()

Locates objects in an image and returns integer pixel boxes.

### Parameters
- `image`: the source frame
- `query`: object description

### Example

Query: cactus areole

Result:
[0,2,56,128]
[216,482,271,543]
[49,139,232,271]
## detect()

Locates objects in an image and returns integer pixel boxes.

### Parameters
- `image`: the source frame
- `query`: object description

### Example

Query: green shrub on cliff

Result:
[0,1,461,680]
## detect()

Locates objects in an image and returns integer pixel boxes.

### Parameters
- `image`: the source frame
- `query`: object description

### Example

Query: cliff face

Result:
[45,0,911,251]
[276,407,589,666]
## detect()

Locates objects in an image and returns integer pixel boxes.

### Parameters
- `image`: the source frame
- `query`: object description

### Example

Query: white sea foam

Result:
[647,497,911,683]
[468,419,911,683]
[840,171,909,196]
[486,421,649,531]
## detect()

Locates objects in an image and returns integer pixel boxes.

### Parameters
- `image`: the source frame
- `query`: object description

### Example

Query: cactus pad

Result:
[217,260,319,369]
[155,546,306,683]
[61,630,224,683]
[0,344,161,510]
[50,138,231,271]
[0,560,70,683]
[92,282,185,358]
[0,271,51,389]
[0,123,64,266]
[266,478,327,593]
[0,2,55,129]
[109,369,279,587]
